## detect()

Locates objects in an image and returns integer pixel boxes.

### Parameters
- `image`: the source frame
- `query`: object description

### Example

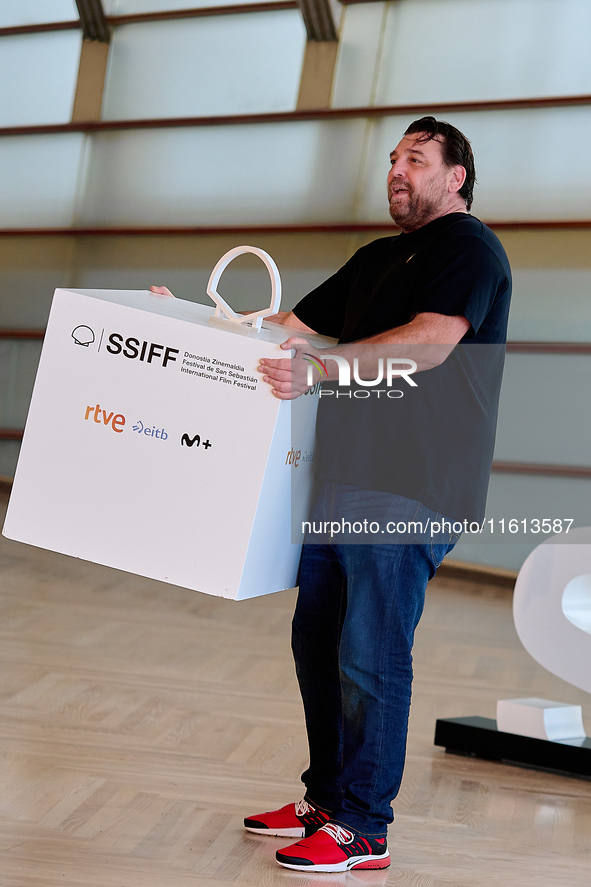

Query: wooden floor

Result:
[0,491,590,887]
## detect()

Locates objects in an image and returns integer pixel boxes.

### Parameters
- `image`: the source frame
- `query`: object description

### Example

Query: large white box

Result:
[3,286,326,599]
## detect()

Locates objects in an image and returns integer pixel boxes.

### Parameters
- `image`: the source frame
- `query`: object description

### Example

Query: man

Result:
[243,117,512,872]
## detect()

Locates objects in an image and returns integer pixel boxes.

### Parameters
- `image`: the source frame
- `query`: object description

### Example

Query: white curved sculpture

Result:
[513,527,591,695]
[207,245,281,333]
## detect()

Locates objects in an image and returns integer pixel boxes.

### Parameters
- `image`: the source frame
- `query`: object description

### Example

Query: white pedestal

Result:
[496,697,586,741]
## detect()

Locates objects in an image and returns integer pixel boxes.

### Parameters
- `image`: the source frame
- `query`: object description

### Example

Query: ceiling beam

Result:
[75,0,110,42]
[298,0,337,41]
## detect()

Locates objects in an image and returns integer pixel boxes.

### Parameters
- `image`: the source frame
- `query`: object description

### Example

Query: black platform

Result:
[434,716,591,779]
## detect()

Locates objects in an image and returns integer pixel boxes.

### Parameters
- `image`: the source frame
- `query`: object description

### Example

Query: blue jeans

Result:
[292,482,458,836]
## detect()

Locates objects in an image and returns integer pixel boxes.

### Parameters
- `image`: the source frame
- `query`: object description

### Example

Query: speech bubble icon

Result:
[72,325,95,347]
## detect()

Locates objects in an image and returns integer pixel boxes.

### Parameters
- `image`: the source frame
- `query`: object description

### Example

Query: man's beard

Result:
[388,181,445,232]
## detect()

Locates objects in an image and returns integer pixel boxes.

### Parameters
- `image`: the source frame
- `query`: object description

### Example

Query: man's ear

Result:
[449,164,466,194]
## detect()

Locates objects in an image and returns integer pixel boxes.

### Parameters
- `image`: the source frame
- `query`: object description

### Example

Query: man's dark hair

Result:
[405,116,476,211]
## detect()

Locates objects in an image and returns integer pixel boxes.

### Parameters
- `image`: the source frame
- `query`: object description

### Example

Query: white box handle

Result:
[207,245,281,333]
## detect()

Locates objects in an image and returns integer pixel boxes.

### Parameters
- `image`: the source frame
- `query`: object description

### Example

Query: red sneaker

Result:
[244,798,330,838]
[275,822,390,872]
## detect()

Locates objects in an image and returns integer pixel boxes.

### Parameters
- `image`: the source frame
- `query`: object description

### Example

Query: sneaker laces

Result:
[295,798,313,816]
[321,822,355,845]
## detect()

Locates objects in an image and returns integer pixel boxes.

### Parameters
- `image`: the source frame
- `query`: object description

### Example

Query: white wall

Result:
[0,31,81,126]
[333,0,591,107]
[0,0,78,27]
[102,13,306,119]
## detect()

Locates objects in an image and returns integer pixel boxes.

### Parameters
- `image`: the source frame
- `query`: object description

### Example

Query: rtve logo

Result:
[84,403,125,433]
[285,447,313,468]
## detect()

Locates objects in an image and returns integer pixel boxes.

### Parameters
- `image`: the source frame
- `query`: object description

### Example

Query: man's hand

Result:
[150,286,175,298]
[258,338,322,400]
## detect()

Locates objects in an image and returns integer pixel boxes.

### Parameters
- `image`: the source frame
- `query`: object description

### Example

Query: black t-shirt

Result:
[293,213,512,522]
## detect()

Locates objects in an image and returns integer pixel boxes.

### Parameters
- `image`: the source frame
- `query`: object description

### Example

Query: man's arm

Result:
[258,312,470,400]
[359,312,470,368]
[263,311,317,333]
[363,312,470,347]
